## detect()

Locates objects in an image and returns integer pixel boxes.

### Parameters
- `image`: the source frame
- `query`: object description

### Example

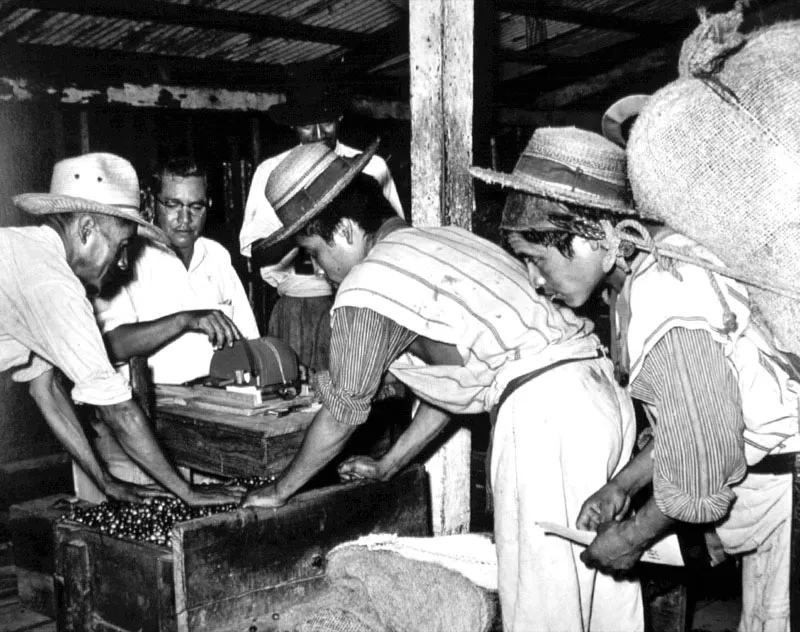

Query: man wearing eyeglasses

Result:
[82,157,260,500]
[93,157,259,387]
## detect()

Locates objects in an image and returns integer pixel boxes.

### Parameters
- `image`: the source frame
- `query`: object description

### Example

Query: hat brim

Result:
[470,166,633,213]
[257,138,380,253]
[601,94,649,148]
[13,193,170,245]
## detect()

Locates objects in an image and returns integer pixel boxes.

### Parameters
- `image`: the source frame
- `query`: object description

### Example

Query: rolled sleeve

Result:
[315,307,416,426]
[632,328,747,523]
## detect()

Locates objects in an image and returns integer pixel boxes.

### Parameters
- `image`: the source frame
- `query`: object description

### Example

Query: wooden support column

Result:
[409,0,475,535]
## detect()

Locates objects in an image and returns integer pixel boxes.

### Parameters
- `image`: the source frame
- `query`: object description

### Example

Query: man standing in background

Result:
[239,84,403,371]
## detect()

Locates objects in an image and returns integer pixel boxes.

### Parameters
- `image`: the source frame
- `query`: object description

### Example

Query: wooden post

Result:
[79,109,90,154]
[409,0,475,535]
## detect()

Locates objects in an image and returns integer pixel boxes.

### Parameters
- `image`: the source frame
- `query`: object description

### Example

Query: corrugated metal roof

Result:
[0,0,401,67]
[1,0,782,109]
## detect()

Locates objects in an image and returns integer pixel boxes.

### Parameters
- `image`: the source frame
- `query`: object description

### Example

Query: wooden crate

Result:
[55,465,431,632]
[154,405,313,479]
[10,495,93,618]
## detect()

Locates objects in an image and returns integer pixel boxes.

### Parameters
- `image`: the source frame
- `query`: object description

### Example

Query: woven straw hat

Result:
[14,153,168,245]
[470,127,633,215]
[257,139,379,255]
[601,94,649,148]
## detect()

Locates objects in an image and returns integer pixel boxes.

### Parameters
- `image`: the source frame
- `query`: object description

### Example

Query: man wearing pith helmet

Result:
[3,152,239,507]
[481,126,799,631]
[241,140,643,631]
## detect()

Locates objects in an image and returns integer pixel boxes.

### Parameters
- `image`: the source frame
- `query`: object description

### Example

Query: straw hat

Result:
[601,94,649,148]
[470,127,633,219]
[257,139,379,255]
[269,84,348,127]
[14,153,168,244]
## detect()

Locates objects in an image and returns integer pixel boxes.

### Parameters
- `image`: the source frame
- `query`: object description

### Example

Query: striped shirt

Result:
[620,231,800,523]
[318,223,597,424]
[631,328,747,523]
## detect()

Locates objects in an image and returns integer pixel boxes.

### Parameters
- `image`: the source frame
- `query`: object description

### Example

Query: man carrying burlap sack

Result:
[474,125,799,631]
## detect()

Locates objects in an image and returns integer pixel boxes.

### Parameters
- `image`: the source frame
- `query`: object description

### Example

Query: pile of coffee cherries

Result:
[61,475,276,547]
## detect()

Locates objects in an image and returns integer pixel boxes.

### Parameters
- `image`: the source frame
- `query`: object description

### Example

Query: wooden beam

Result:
[530,47,673,109]
[495,0,789,106]
[15,0,374,48]
[409,0,473,536]
[497,0,660,34]
[0,43,291,90]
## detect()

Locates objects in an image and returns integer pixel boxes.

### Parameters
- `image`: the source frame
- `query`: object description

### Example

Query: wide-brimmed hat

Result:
[601,94,649,148]
[14,153,168,245]
[269,84,349,127]
[257,139,379,257]
[470,127,633,225]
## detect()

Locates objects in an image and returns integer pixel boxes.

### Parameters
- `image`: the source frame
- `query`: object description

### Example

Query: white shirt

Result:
[239,141,403,297]
[93,237,260,385]
[0,225,131,405]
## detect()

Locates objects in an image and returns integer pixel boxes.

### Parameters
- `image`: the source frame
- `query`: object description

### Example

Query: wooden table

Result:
[154,394,316,479]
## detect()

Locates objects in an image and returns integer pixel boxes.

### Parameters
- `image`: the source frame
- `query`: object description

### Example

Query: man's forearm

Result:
[28,371,109,491]
[105,313,189,363]
[622,494,675,548]
[612,440,654,496]
[377,401,451,479]
[97,399,191,499]
[274,406,358,499]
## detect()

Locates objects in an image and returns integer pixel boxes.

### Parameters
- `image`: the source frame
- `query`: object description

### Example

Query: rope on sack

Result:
[598,219,800,302]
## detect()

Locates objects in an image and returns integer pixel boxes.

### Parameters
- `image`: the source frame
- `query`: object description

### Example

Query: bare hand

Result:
[184,310,241,350]
[103,479,164,503]
[182,484,243,507]
[241,483,288,509]
[337,455,389,482]
[580,520,645,576]
[576,481,631,531]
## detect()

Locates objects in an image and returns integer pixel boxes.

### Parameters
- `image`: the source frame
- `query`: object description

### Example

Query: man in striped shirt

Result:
[241,141,643,631]
[489,126,798,631]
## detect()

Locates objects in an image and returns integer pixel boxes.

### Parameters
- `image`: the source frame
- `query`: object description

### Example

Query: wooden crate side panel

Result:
[56,523,175,632]
[175,466,430,632]
[155,413,305,478]
[188,576,328,632]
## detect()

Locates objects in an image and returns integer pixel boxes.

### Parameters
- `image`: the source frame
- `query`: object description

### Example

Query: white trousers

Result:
[715,471,791,632]
[491,356,644,632]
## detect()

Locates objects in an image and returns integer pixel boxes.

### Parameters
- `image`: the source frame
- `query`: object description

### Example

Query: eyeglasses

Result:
[156,196,208,218]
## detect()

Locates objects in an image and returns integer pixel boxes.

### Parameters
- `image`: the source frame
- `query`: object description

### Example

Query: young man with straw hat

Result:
[239,83,403,372]
[4,152,240,507]
[241,140,644,631]
[476,126,798,631]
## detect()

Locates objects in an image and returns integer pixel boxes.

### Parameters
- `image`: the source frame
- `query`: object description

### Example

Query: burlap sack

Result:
[627,10,800,354]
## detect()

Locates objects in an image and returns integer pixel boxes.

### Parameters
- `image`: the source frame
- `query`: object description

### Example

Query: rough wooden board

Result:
[55,523,175,632]
[182,396,317,418]
[172,466,431,632]
[156,405,315,435]
[155,413,306,478]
